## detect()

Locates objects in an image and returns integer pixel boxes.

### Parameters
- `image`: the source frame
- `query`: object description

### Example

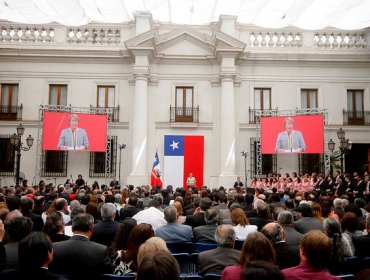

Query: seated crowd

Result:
[0,170,369,280]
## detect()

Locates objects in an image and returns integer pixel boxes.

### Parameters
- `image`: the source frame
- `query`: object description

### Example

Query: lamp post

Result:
[241,151,248,187]
[118,143,126,185]
[327,128,352,175]
[10,124,34,186]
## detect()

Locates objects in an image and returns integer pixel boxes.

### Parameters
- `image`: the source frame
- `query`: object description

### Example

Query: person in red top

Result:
[282,230,338,280]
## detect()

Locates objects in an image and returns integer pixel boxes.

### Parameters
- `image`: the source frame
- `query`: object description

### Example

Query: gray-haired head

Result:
[277,211,294,226]
[100,203,116,220]
[204,208,218,225]
[214,224,236,248]
[261,222,284,244]
[164,206,177,223]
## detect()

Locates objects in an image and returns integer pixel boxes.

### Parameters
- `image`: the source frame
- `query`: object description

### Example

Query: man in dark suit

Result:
[234,176,243,188]
[352,213,370,258]
[193,208,218,243]
[261,222,300,269]
[277,211,303,246]
[185,197,212,229]
[294,202,323,234]
[49,213,112,280]
[249,201,274,231]
[90,203,120,247]
[20,197,44,232]
[119,195,141,221]
[198,224,240,275]
[0,231,68,280]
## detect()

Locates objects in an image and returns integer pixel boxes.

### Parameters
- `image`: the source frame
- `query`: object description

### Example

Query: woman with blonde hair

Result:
[172,200,186,224]
[137,236,169,266]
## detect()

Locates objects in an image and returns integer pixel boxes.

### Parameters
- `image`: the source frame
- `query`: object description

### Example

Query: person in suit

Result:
[234,176,244,188]
[3,215,33,270]
[185,197,212,229]
[294,202,323,234]
[20,196,44,232]
[198,224,240,275]
[261,222,300,269]
[49,213,112,280]
[90,203,120,247]
[352,212,370,258]
[277,211,303,246]
[155,206,193,243]
[0,231,68,280]
[58,114,89,151]
[193,208,218,243]
[275,117,306,153]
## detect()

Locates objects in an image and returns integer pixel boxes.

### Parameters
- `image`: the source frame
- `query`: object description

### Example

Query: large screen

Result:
[261,115,324,154]
[42,112,108,152]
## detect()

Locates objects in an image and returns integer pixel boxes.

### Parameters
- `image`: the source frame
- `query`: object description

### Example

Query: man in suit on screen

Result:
[275,117,306,153]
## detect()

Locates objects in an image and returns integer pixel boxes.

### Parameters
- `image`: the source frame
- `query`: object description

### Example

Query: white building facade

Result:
[0,13,369,189]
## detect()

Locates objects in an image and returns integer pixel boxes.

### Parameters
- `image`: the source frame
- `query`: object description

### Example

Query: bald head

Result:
[261,222,284,244]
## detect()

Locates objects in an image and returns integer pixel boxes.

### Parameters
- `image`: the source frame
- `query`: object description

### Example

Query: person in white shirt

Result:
[132,194,166,231]
[231,208,257,240]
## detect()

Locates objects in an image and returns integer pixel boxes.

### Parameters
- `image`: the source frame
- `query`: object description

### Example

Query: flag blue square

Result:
[164,135,184,156]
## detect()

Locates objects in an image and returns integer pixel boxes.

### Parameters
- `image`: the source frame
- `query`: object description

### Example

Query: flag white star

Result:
[170,140,179,150]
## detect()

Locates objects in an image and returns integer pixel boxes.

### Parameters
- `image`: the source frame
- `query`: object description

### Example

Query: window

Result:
[0,135,15,176]
[97,86,115,108]
[0,84,20,120]
[347,90,364,125]
[173,86,195,122]
[41,150,68,177]
[97,86,119,122]
[299,154,324,175]
[89,136,117,177]
[250,138,276,177]
[301,89,318,109]
[254,88,271,110]
[49,85,67,105]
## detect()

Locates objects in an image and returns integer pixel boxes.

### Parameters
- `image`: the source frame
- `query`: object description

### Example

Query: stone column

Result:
[128,54,150,185]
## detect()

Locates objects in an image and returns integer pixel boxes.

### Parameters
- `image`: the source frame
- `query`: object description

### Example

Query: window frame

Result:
[301,88,318,109]
[0,135,16,176]
[49,84,67,106]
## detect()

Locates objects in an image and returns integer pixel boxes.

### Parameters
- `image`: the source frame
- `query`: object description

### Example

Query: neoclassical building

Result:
[0,12,369,188]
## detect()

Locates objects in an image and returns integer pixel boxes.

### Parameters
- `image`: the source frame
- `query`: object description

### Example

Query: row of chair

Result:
[166,240,244,254]
[102,273,222,280]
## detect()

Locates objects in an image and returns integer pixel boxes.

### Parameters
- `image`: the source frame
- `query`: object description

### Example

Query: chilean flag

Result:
[164,135,204,190]
[150,150,162,188]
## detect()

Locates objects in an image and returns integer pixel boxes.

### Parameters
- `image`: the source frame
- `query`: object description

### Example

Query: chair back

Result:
[193,242,218,253]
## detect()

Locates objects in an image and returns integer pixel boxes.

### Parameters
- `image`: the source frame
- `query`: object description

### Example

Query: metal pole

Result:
[16,149,21,186]
[340,152,344,175]
[244,155,247,187]
[119,148,122,185]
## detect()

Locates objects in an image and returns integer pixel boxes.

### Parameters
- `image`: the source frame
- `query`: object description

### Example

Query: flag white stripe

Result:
[163,156,184,189]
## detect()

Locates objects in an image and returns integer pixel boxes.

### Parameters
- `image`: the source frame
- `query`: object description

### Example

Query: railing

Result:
[0,104,23,121]
[343,110,370,125]
[170,106,199,123]
[248,108,279,124]
[250,31,302,48]
[90,105,120,122]
[314,32,367,49]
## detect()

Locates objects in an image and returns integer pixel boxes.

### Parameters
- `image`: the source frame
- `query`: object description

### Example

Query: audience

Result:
[0,170,369,279]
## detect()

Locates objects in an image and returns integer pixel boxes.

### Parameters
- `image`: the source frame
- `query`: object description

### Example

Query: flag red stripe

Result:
[183,136,204,190]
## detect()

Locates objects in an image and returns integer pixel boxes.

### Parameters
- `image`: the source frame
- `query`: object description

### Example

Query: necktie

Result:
[288,133,292,151]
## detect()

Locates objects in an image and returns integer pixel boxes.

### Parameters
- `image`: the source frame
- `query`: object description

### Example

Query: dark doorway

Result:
[345,143,370,175]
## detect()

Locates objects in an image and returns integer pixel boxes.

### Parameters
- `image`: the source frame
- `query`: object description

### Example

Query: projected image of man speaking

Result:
[275,117,306,153]
[58,114,89,150]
